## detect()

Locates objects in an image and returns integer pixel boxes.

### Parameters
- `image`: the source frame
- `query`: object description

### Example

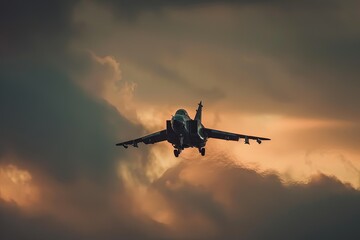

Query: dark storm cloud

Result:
[100,0,323,14]
[189,0,360,120]
[78,0,360,121]
[0,59,142,182]
[0,199,167,240]
[0,0,76,59]
[1,0,360,239]
[2,158,359,239]
[100,0,256,15]
[0,52,160,235]
[151,159,360,239]
[0,0,357,187]
[0,199,83,240]
[0,0,281,55]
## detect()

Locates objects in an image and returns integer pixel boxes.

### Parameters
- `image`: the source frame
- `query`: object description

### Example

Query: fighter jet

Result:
[116,101,270,157]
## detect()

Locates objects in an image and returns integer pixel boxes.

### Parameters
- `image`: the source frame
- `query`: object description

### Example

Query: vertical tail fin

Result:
[194,101,203,121]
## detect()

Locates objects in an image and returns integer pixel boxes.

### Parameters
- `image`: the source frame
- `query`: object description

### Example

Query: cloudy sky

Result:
[1,0,360,239]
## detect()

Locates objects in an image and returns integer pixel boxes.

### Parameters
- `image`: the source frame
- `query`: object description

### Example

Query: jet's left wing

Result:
[204,128,270,144]
[116,130,167,148]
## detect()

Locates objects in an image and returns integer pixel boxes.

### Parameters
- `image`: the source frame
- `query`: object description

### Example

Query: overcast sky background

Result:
[1,0,360,239]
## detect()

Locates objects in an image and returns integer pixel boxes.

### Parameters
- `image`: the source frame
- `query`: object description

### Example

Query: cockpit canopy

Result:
[175,109,188,116]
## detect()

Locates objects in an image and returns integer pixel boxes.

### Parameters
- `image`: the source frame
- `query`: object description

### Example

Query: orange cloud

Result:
[0,164,39,207]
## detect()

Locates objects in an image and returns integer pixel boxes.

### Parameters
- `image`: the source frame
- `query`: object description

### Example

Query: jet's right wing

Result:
[116,130,167,148]
[204,128,270,144]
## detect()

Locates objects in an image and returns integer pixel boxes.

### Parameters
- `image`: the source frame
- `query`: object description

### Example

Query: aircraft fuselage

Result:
[168,110,206,152]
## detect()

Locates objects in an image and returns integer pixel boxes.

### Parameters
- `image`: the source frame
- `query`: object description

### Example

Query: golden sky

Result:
[1,0,360,239]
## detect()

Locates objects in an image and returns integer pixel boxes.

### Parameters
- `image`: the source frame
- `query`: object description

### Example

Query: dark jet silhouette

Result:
[116,101,270,157]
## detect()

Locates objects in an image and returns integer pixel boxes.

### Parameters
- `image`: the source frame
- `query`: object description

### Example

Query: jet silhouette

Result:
[116,101,270,157]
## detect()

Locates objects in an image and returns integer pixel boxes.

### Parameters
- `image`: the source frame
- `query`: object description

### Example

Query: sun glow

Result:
[0,164,39,206]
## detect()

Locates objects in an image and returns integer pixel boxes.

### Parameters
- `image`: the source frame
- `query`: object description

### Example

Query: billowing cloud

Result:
[137,159,360,239]
[0,60,142,182]
[1,159,360,239]
[1,0,359,239]
[0,0,76,60]
[70,0,360,183]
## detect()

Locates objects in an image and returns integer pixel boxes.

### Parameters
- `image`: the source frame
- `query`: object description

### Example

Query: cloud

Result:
[0,57,143,182]
[0,199,84,240]
[0,198,164,240]
[69,0,360,186]
[1,158,360,239]
[1,0,359,239]
[142,159,360,239]
[0,164,39,206]
[0,0,76,59]
[71,0,360,121]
